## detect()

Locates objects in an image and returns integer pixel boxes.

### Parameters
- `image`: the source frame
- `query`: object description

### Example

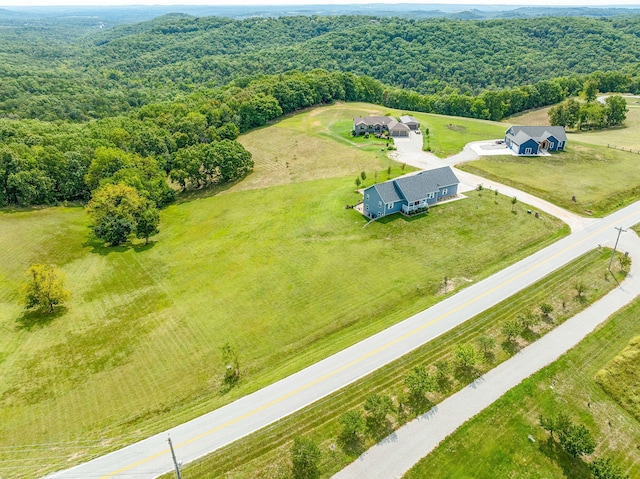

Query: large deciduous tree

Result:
[23,264,70,313]
[87,183,156,246]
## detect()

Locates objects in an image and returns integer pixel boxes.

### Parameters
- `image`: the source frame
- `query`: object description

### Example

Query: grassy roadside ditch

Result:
[165,248,627,479]
[405,288,640,479]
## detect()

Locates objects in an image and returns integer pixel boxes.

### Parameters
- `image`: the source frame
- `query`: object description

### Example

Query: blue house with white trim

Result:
[362,166,460,219]
[505,126,567,155]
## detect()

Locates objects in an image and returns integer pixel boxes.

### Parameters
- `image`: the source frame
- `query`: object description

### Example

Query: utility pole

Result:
[608,226,627,271]
[168,435,182,479]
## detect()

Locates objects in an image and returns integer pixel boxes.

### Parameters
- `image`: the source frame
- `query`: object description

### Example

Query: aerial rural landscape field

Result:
[0,4,639,479]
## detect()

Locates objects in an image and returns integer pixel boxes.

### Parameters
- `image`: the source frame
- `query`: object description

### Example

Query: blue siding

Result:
[518,138,539,155]
[363,186,385,218]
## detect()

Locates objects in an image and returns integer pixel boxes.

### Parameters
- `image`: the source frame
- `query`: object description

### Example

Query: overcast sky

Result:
[3,0,640,7]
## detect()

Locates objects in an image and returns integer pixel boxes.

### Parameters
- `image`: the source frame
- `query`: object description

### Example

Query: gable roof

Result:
[388,119,411,132]
[400,115,419,124]
[354,116,395,127]
[395,167,459,202]
[506,126,567,143]
[370,181,402,203]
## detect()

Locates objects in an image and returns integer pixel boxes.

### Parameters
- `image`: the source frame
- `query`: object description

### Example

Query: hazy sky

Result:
[4,0,640,7]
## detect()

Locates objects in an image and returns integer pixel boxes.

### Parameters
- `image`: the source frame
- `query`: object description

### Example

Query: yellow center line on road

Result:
[99,212,635,479]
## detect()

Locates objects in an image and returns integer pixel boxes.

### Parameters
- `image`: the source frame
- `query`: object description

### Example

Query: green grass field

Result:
[237,103,507,178]
[405,296,640,479]
[506,95,640,151]
[0,173,566,475]
[466,95,640,217]
[458,141,640,217]
[165,247,623,479]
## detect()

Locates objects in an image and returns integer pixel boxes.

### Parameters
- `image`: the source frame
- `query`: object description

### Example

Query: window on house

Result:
[366,194,370,201]
[365,204,369,211]
[387,202,393,209]
[378,201,382,208]
[427,192,435,199]
[549,142,555,149]
[441,188,448,195]
[525,148,532,154]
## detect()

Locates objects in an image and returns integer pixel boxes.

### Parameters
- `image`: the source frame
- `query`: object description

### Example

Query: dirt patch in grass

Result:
[445,123,467,132]
[595,336,640,421]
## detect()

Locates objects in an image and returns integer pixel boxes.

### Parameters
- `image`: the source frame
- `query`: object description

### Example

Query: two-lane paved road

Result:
[43,197,640,478]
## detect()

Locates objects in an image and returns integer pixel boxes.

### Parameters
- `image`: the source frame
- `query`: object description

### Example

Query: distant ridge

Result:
[1,4,640,28]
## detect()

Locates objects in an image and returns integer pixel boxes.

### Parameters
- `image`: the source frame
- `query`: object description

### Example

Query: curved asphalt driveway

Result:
[43,139,640,479]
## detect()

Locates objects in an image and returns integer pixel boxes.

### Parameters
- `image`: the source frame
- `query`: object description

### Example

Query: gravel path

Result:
[333,230,640,479]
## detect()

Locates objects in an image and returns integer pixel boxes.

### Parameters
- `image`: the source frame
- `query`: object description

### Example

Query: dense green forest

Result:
[3,15,640,121]
[1,13,640,213]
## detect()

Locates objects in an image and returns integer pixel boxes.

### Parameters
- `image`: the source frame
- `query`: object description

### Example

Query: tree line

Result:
[1,67,639,213]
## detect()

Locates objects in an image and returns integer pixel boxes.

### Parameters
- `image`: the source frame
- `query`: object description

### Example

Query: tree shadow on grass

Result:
[520,328,540,343]
[16,306,68,331]
[83,233,157,256]
[539,437,591,478]
[501,339,521,356]
[366,417,395,442]
[453,365,481,384]
[338,433,366,457]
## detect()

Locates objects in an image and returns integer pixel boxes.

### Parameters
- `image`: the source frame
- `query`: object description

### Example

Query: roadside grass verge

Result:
[405,284,640,479]
[457,142,640,217]
[163,248,623,479]
[0,182,566,478]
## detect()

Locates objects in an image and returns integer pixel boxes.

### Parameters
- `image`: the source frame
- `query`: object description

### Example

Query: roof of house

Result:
[365,166,459,205]
[395,167,459,202]
[400,115,419,124]
[506,126,567,144]
[371,181,403,203]
[388,119,411,132]
[354,116,395,127]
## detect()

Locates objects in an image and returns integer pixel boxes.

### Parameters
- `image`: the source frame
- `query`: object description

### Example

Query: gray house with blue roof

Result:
[362,166,460,219]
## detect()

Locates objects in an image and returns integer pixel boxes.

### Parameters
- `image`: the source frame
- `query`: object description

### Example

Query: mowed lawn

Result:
[237,102,507,181]
[0,179,566,477]
[405,296,640,479]
[472,95,640,217]
[458,142,640,217]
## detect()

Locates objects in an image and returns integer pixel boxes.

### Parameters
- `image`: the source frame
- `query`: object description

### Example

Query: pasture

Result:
[169,247,622,479]
[0,174,565,475]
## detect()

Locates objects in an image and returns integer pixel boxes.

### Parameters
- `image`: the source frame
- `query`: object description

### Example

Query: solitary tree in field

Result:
[23,264,70,313]
[360,171,367,185]
[511,196,517,211]
[387,166,391,179]
[355,177,361,189]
